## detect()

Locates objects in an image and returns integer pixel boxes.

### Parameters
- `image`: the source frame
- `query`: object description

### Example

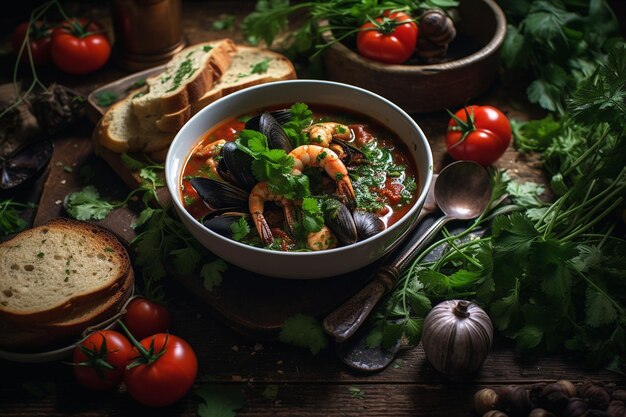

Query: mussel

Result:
[0,139,53,190]
[322,198,357,245]
[189,177,248,213]
[216,141,256,191]
[249,112,293,152]
[203,212,251,239]
[353,210,385,240]
[244,109,292,131]
[321,199,386,245]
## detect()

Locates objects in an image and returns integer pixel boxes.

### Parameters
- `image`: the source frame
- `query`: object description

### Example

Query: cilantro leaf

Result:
[201,259,227,291]
[515,324,544,349]
[585,287,618,328]
[283,102,312,147]
[230,217,250,241]
[195,385,244,417]
[279,314,328,354]
[489,281,522,331]
[65,185,119,221]
[121,153,146,171]
[169,246,202,276]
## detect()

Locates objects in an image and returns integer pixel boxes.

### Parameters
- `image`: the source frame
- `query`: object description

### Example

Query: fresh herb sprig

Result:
[0,200,36,236]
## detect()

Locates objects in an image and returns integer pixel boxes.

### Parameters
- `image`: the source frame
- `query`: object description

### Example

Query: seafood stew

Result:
[180,103,419,252]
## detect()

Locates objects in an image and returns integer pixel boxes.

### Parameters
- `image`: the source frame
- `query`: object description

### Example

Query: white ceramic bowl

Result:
[166,80,433,279]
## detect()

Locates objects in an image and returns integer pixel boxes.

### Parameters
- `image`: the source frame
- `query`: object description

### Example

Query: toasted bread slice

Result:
[0,218,131,324]
[98,89,176,153]
[131,39,237,123]
[189,45,297,115]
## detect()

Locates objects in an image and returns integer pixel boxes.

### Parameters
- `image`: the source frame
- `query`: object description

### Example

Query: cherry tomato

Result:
[50,17,111,75]
[11,21,52,66]
[445,105,512,166]
[124,333,198,407]
[122,297,172,341]
[72,330,134,390]
[356,11,418,64]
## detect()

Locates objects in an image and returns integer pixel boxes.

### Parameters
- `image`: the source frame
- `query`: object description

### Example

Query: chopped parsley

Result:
[94,91,118,107]
[36,252,44,258]
[250,58,271,74]
[203,45,213,52]
[166,59,196,92]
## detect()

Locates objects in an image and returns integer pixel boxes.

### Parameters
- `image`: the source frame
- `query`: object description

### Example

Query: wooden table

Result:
[0,2,623,416]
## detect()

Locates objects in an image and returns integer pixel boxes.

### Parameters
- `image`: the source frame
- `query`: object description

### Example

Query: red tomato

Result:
[356,11,418,64]
[122,297,172,341]
[445,105,512,166]
[72,330,134,390]
[50,18,111,75]
[11,21,52,66]
[124,333,198,407]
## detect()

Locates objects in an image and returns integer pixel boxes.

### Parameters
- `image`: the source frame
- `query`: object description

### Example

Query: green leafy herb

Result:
[195,385,244,417]
[201,259,228,291]
[230,217,251,241]
[282,102,313,147]
[348,386,364,400]
[212,14,235,31]
[63,165,73,173]
[279,313,328,354]
[94,91,118,107]
[65,185,121,221]
[251,58,271,74]
[0,200,35,236]
[499,0,623,112]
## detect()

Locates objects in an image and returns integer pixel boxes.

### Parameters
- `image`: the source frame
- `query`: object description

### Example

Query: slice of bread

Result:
[190,45,297,114]
[0,218,132,324]
[131,39,237,124]
[97,90,176,154]
[0,269,134,352]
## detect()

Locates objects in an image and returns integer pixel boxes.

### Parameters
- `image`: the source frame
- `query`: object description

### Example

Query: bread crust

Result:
[0,218,132,324]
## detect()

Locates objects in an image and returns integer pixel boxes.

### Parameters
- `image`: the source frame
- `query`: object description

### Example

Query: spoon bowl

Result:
[435,160,492,220]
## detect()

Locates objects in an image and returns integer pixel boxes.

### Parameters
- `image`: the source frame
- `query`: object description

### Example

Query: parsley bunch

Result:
[499,0,624,113]
[64,154,227,301]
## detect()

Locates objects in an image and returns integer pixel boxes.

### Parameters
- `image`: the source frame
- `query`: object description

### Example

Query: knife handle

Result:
[323,265,399,342]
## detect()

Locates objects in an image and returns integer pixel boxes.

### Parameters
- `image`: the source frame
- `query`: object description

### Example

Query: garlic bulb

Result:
[421,300,493,377]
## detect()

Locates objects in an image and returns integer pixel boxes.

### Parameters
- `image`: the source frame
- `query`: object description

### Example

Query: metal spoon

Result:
[323,160,492,345]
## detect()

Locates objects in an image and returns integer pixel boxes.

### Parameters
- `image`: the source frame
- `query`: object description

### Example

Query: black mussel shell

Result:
[189,177,248,212]
[332,138,366,165]
[244,109,292,131]
[322,198,357,245]
[257,112,293,152]
[216,141,256,191]
[0,139,53,190]
[353,210,385,240]
[203,212,251,239]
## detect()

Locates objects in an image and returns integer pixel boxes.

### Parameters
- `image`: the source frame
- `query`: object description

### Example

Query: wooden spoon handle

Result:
[323,266,398,342]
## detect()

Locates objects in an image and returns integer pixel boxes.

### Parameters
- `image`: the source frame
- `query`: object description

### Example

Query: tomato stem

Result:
[116,319,168,369]
[446,106,476,149]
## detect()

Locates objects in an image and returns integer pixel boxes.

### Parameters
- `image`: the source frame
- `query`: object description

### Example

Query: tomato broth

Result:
[180,104,419,251]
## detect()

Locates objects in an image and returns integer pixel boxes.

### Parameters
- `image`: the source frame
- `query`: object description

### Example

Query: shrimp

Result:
[289,145,356,209]
[194,139,226,177]
[304,122,351,148]
[249,181,297,246]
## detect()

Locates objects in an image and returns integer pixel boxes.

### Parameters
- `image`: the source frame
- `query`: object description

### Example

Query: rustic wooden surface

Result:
[0,1,623,417]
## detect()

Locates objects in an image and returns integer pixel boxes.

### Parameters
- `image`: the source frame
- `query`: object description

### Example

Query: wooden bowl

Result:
[321,0,506,114]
